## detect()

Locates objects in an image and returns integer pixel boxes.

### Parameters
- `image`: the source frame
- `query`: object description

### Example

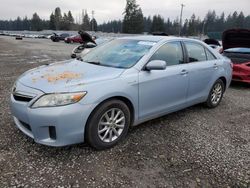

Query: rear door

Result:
[184,41,218,104]
[138,41,189,120]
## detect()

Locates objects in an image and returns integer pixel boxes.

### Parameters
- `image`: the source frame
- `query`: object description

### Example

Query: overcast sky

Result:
[0,0,249,23]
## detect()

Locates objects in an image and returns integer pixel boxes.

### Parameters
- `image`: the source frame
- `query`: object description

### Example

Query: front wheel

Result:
[205,79,225,108]
[85,100,131,150]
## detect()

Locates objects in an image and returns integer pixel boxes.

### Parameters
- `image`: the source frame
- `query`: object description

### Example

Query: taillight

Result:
[230,62,233,69]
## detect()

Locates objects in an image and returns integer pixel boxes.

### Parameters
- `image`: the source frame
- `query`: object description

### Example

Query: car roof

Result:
[118,35,178,42]
[118,35,200,43]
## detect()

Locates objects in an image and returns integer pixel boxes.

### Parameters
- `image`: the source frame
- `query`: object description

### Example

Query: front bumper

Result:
[10,83,95,147]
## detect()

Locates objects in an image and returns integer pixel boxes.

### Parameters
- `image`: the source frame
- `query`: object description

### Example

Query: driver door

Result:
[138,42,189,120]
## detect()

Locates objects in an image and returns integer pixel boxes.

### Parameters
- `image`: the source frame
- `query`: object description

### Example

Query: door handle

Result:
[180,70,188,75]
[213,63,218,69]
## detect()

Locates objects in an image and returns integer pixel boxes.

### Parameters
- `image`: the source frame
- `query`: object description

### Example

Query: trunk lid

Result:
[222,29,250,50]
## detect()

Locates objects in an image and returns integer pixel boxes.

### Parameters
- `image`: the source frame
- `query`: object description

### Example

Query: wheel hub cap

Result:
[211,83,222,105]
[98,108,125,143]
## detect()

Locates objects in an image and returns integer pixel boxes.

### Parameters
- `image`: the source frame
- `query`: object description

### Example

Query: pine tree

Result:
[143,16,152,33]
[67,11,74,26]
[151,15,165,32]
[82,10,90,30]
[49,13,56,30]
[61,13,69,30]
[31,13,42,31]
[90,18,98,31]
[23,16,30,30]
[54,7,62,30]
[123,0,144,34]
[237,12,245,28]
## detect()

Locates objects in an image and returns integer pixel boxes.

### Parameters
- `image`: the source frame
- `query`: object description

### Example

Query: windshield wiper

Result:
[85,61,101,65]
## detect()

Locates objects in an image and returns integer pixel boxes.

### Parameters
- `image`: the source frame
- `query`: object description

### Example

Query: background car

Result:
[204,38,222,53]
[65,35,83,43]
[71,37,114,58]
[15,35,23,40]
[221,29,250,83]
[51,33,70,42]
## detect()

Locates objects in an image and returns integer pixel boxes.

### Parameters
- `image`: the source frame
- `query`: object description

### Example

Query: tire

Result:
[85,100,131,150]
[205,79,225,108]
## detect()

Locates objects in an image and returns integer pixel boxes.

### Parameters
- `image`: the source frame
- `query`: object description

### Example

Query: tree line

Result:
[0,0,250,36]
[0,7,98,31]
[99,0,250,35]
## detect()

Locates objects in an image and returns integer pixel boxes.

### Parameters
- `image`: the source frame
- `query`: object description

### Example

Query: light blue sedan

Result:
[10,36,232,149]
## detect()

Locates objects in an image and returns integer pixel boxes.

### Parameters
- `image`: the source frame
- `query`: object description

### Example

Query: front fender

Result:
[78,76,139,125]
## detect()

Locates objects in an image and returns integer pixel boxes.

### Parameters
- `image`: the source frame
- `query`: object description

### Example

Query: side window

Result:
[185,42,207,62]
[205,49,217,60]
[149,42,184,66]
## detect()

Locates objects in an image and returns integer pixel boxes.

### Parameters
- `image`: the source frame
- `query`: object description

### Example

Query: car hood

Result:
[18,59,125,93]
[222,29,250,50]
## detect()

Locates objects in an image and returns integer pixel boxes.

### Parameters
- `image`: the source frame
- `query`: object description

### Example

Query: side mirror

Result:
[145,60,167,71]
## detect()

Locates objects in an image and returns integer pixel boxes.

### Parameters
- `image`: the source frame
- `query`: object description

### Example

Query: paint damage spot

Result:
[32,71,82,83]
[43,71,82,83]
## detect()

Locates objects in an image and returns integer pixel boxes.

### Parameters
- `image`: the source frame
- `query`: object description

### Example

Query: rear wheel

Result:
[205,79,225,108]
[85,100,131,150]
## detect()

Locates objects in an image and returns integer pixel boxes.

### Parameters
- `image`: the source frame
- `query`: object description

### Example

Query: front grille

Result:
[19,120,32,131]
[13,93,33,102]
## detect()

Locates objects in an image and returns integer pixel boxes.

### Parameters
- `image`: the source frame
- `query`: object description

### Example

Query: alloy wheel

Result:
[98,108,125,143]
[211,83,223,105]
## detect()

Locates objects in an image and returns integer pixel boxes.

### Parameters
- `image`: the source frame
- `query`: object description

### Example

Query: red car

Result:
[65,35,83,43]
[222,29,250,84]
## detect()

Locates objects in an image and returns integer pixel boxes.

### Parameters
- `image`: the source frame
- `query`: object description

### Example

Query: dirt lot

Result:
[0,36,249,188]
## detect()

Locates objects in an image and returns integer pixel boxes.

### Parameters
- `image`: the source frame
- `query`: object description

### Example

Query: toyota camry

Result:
[10,36,232,150]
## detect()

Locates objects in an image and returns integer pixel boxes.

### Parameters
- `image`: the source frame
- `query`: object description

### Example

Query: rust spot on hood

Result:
[32,71,82,83]
[42,71,82,83]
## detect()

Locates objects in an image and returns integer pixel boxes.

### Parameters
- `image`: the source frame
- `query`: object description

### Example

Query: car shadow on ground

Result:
[230,81,250,89]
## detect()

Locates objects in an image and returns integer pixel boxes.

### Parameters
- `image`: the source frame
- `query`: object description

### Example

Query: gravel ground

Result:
[0,36,249,188]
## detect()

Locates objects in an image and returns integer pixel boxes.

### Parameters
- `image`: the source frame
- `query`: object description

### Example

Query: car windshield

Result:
[95,38,113,45]
[81,39,155,68]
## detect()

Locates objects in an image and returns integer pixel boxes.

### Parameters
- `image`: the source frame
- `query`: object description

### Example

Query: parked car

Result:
[15,35,23,40]
[203,38,222,53]
[51,33,70,42]
[71,37,114,58]
[221,29,250,83]
[10,36,232,150]
[65,35,83,43]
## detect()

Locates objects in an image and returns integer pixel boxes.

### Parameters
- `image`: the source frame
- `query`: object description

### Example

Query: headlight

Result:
[32,92,87,108]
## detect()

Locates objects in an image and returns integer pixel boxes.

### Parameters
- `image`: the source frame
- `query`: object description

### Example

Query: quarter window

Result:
[149,42,184,66]
[206,49,217,60]
[185,42,207,62]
